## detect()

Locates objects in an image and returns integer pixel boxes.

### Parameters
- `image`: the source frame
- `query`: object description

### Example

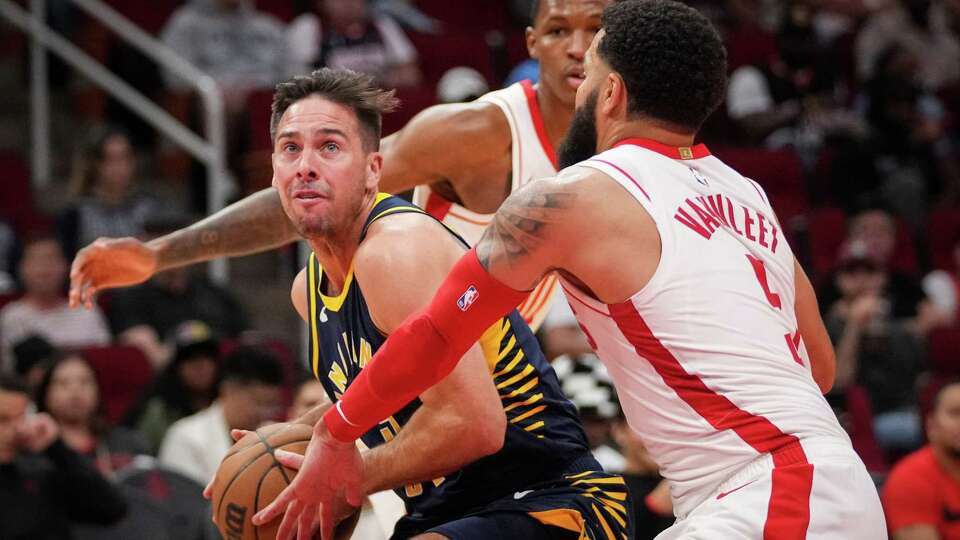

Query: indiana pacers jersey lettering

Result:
[412,80,559,331]
[307,194,590,525]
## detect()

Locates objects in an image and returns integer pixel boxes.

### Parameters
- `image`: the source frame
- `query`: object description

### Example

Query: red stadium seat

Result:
[927,326,960,376]
[414,0,509,31]
[105,0,182,35]
[408,30,496,87]
[0,151,48,238]
[806,207,847,282]
[928,209,960,271]
[82,345,154,426]
[711,146,809,241]
[383,85,437,136]
[844,385,888,473]
[255,0,296,22]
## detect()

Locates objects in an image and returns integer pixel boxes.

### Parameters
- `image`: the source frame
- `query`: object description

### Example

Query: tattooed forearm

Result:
[476,181,575,286]
[150,188,300,271]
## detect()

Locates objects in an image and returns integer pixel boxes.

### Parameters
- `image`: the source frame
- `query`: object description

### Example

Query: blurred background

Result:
[0,0,958,538]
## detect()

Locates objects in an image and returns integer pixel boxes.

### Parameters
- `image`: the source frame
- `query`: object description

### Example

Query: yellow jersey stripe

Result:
[523,420,545,432]
[567,471,595,480]
[599,501,627,528]
[573,477,627,486]
[495,363,534,390]
[509,405,546,424]
[503,392,543,413]
[316,265,354,312]
[596,497,627,517]
[495,336,518,363]
[495,318,512,343]
[591,504,616,540]
[370,205,424,223]
[308,254,320,378]
[503,377,540,399]
[595,490,627,501]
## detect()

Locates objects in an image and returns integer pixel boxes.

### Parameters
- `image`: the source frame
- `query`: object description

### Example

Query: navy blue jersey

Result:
[307,194,591,521]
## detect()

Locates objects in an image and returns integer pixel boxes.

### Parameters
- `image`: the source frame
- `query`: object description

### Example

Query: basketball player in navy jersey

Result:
[202,69,631,540]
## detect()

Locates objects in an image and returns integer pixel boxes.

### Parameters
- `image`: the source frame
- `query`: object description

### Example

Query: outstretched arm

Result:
[70,188,298,307]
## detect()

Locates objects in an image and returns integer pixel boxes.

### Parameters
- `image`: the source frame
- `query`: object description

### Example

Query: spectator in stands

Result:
[108,218,249,370]
[57,127,159,259]
[287,377,328,421]
[436,67,489,104]
[725,0,863,159]
[159,346,283,485]
[0,237,110,373]
[883,380,960,539]
[610,416,673,540]
[10,335,55,394]
[0,220,15,294]
[0,374,126,540]
[925,235,960,325]
[863,44,960,219]
[160,0,287,111]
[35,352,149,476]
[553,353,624,473]
[540,288,593,361]
[125,321,220,454]
[857,0,960,91]
[826,246,929,453]
[287,0,421,88]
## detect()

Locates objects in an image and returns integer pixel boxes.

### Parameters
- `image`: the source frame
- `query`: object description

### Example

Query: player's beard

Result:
[558,89,599,170]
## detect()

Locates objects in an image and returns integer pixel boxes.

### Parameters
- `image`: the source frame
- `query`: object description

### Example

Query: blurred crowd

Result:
[1,0,960,538]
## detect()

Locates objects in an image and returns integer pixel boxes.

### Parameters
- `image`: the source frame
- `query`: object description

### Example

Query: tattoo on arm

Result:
[153,189,300,270]
[476,182,575,286]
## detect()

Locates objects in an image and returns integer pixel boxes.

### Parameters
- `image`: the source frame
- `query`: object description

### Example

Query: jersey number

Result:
[745,255,804,366]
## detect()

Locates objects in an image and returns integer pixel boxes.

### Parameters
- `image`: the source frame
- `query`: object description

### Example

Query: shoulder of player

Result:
[354,213,460,286]
[506,165,614,218]
[399,101,510,160]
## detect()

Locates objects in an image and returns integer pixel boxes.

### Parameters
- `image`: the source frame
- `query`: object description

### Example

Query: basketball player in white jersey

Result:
[257,1,887,538]
[69,0,609,332]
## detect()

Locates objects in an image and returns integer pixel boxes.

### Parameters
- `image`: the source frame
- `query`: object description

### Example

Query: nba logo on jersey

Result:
[457,286,479,311]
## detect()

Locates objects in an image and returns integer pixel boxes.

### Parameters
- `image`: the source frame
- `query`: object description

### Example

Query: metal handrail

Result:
[0,0,230,282]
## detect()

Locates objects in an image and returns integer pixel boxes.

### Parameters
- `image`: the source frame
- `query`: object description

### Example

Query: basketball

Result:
[209,421,360,540]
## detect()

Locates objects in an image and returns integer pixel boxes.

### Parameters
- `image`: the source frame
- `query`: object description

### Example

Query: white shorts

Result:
[655,438,887,540]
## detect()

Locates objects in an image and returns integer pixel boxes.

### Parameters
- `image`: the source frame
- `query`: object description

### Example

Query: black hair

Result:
[597,0,727,130]
[530,0,541,24]
[68,124,134,198]
[0,372,27,394]
[217,346,284,389]
[270,68,399,151]
[35,351,108,435]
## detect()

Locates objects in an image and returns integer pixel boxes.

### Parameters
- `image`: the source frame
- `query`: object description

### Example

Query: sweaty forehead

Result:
[277,96,358,136]
[534,0,606,25]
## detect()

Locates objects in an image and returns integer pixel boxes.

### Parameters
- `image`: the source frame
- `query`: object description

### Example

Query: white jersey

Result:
[413,80,559,331]
[567,139,850,518]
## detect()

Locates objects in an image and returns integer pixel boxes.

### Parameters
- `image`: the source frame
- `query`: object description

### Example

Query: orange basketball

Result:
[209,421,360,540]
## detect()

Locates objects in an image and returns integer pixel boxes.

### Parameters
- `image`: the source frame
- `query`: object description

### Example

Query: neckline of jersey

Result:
[613,138,711,160]
[520,80,559,169]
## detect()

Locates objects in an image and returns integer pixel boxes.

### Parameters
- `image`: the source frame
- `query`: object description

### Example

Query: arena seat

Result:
[711,146,809,242]
[805,207,847,282]
[844,384,888,473]
[82,345,154,426]
[927,209,960,271]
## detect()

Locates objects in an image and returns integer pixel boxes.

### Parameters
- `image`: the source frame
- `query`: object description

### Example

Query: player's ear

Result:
[599,72,626,118]
[525,26,539,60]
[365,151,382,190]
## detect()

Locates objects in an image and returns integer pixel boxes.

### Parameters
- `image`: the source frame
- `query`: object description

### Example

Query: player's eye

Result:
[323,142,340,153]
[283,143,299,153]
[548,27,568,37]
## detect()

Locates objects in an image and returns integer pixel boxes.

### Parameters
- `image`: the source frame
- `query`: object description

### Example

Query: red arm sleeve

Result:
[321,247,529,441]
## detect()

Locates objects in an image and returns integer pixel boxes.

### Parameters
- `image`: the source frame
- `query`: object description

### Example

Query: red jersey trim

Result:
[587,158,652,201]
[424,191,453,221]
[521,80,559,169]
[614,138,711,160]
[607,300,812,538]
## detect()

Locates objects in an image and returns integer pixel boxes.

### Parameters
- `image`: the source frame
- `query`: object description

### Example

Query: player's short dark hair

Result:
[598,0,727,130]
[0,373,27,395]
[217,346,284,388]
[270,68,399,151]
[529,0,541,24]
